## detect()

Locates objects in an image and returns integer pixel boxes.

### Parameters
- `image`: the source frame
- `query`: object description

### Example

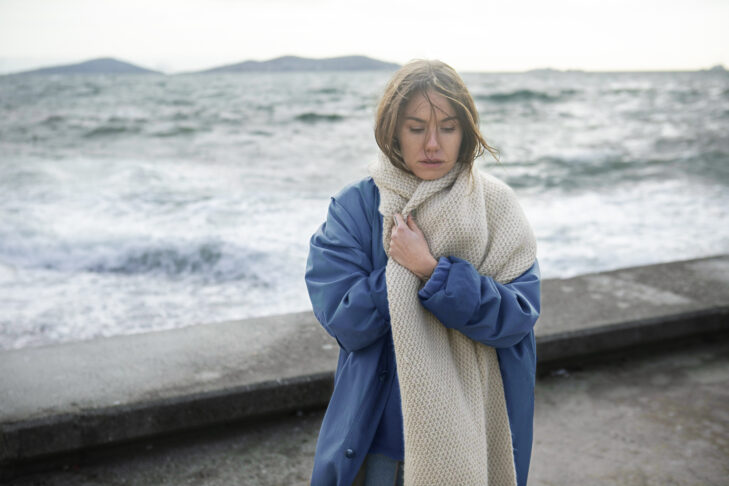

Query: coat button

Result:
[345,448,355,458]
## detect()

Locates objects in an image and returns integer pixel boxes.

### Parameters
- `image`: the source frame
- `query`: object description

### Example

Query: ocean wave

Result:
[475,89,575,103]
[295,112,344,122]
[502,155,666,191]
[0,238,272,284]
[40,115,66,125]
[676,150,729,183]
[87,242,239,280]
[670,89,702,103]
[39,115,149,136]
[310,87,342,95]
[77,82,102,97]
[108,115,148,124]
[83,125,141,138]
[167,99,195,106]
[149,125,199,138]
[607,88,650,96]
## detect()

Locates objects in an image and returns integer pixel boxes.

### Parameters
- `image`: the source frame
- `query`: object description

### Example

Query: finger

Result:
[406,214,416,230]
[406,214,421,234]
[393,213,406,229]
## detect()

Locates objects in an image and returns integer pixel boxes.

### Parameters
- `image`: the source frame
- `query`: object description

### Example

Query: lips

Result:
[420,159,444,165]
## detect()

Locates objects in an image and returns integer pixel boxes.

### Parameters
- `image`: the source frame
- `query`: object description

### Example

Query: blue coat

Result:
[305,177,541,486]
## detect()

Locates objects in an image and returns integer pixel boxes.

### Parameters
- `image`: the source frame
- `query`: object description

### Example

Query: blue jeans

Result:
[351,453,404,486]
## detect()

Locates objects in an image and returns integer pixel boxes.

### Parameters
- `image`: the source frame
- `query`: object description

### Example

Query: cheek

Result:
[450,134,464,156]
[400,134,419,157]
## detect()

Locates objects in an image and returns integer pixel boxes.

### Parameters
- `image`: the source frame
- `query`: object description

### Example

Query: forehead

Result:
[402,90,456,119]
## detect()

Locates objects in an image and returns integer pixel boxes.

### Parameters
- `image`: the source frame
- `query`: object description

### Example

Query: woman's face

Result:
[397,90,463,180]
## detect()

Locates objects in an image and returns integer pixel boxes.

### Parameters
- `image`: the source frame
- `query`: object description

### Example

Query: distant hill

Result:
[196,55,400,74]
[13,57,161,75]
[525,68,562,74]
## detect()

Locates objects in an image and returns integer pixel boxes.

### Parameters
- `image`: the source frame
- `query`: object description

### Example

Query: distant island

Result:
[12,57,161,75]
[524,68,563,74]
[195,55,400,74]
[7,55,400,76]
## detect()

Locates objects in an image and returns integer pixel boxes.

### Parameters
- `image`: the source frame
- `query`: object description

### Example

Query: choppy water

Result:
[1,70,728,349]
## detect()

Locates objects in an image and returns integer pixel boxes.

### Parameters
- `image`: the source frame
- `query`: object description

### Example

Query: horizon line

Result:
[1,54,726,76]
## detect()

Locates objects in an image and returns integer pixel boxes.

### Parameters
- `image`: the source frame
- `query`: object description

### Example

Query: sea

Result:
[1,69,728,350]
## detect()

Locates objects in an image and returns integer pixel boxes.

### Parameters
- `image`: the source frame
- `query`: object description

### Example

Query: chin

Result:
[416,171,447,181]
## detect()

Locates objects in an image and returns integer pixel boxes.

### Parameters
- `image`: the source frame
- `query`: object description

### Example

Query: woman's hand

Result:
[390,213,438,281]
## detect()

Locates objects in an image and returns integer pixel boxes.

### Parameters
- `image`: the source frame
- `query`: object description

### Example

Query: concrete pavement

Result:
[6,334,729,485]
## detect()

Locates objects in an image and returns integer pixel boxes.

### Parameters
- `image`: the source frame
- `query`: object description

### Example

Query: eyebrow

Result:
[404,116,459,123]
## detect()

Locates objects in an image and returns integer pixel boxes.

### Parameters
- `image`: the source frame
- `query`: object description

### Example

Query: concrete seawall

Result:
[1,255,728,472]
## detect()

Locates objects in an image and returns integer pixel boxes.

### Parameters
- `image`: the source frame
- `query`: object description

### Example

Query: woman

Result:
[305,60,540,486]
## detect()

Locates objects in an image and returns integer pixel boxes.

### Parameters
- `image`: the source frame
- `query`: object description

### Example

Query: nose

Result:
[424,124,440,156]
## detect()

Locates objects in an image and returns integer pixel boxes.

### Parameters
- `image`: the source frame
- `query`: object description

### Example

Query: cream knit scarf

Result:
[369,157,537,486]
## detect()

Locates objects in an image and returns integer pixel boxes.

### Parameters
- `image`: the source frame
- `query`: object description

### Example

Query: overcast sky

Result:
[1,0,727,74]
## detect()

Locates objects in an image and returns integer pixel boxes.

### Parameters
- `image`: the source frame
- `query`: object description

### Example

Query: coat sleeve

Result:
[418,257,540,348]
[305,193,390,354]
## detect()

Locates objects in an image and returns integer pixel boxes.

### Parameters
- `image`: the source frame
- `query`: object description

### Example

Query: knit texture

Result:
[369,157,537,486]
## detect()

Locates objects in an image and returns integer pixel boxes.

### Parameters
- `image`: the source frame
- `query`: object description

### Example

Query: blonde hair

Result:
[374,59,497,173]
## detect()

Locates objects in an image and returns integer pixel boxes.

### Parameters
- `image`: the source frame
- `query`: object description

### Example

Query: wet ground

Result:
[6,337,729,486]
